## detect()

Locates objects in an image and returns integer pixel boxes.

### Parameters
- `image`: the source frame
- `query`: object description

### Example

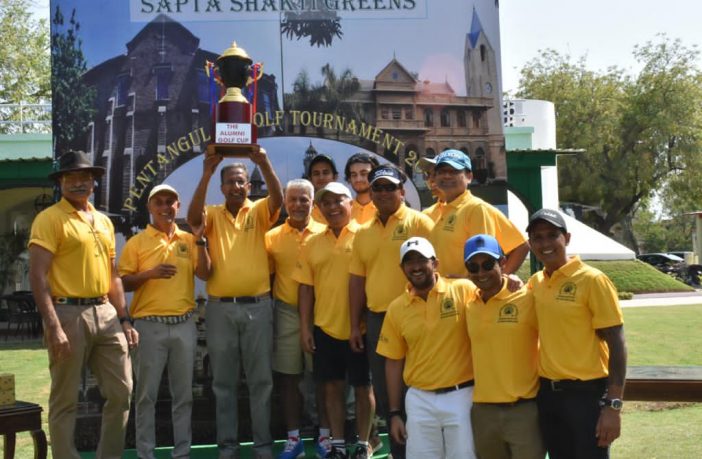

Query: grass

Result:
[3,305,702,458]
[516,258,693,294]
[0,340,50,458]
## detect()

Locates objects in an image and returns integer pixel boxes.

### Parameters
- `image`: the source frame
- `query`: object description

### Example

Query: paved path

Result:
[621,291,702,308]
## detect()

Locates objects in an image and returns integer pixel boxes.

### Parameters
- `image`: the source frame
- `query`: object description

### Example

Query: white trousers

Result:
[405,386,476,459]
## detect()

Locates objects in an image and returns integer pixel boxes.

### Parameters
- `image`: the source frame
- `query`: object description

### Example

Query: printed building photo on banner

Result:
[50,0,506,449]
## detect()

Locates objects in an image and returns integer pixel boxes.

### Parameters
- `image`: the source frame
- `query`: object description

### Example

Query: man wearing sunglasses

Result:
[526,209,627,459]
[463,234,544,459]
[378,237,477,459]
[349,165,435,459]
[428,149,529,278]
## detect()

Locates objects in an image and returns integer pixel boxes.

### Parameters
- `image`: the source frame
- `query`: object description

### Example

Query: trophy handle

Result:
[246,63,264,86]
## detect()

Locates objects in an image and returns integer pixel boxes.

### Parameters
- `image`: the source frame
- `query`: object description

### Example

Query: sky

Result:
[499,0,702,94]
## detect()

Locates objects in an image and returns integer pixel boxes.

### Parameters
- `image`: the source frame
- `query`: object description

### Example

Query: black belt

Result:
[475,397,536,407]
[540,377,607,393]
[54,296,108,306]
[209,294,268,304]
[431,380,474,394]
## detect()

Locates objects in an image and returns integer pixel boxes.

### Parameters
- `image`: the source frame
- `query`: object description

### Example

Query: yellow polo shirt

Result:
[528,256,623,381]
[349,204,434,312]
[467,281,539,402]
[118,225,198,318]
[422,201,444,223]
[351,199,376,225]
[377,277,475,390]
[29,198,114,298]
[205,197,277,297]
[311,205,327,225]
[293,222,359,340]
[265,218,325,306]
[430,190,526,278]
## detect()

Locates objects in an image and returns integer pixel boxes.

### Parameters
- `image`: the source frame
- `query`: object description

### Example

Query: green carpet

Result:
[79,434,391,458]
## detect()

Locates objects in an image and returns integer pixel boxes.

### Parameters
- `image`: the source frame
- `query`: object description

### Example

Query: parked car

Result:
[637,253,702,287]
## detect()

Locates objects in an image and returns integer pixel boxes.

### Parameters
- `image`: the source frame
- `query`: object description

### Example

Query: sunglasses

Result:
[466,258,497,273]
[371,183,400,192]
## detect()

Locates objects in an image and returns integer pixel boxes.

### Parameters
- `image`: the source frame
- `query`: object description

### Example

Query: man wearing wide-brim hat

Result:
[29,150,138,459]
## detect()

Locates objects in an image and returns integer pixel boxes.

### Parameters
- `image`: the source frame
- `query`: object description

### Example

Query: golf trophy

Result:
[206,41,262,157]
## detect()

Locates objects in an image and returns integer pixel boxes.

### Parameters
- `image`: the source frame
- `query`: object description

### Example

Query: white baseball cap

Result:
[400,237,436,263]
[148,184,179,201]
[314,182,352,203]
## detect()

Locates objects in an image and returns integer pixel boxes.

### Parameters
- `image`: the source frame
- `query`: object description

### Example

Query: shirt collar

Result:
[373,202,408,225]
[58,197,96,214]
[475,278,511,303]
[145,223,184,240]
[283,218,325,235]
[446,190,471,208]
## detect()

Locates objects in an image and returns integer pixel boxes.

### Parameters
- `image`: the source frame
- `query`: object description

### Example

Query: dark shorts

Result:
[313,326,371,387]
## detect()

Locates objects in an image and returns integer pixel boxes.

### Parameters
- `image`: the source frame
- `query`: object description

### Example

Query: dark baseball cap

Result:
[369,165,405,185]
[526,208,568,233]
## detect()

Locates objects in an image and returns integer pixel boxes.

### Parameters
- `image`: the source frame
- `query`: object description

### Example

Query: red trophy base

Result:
[209,99,259,157]
[206,143,260,157]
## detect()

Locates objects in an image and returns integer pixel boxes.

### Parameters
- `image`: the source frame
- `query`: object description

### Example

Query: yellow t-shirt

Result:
[528,256,623,381]
[351,199,376,225]
[118,225,198,318]
[422,201,444,223]
[29,198,114,297]
[293,223,359,340]
[311,205,327,225]
[349,204,434,312]
[467,281,539,402]
[205,197,278,297]
[429,190,526,278]
[377,277,476,390]
[265,218,325,306]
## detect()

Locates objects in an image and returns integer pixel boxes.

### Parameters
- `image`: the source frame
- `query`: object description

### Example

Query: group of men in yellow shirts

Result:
[29,147,626,459]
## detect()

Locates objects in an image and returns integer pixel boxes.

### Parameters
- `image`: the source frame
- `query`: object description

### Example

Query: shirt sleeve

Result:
[117,236,139,276]
[28,210,59,254]
[376,303,407,360]
[588,273,624,329]
[414,212,435,238]
[292,240,314,286]
[348,232,366,277]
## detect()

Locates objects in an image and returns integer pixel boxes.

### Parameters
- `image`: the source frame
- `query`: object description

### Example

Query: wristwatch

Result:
[600,398,623,410]
[196,238,208,248]
[119,316,133,325]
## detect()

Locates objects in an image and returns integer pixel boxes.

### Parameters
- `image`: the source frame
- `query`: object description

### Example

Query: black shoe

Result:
[325,445,348,459]
[350,444,371,459]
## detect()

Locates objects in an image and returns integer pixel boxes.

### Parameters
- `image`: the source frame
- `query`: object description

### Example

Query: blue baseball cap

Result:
[435,149,472,171]
[464,234,503,262]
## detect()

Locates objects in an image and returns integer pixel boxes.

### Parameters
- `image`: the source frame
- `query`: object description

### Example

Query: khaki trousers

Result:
[48,303,132,459]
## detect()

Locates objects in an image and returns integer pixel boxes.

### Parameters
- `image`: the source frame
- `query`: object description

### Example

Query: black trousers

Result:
[536,378,609,459]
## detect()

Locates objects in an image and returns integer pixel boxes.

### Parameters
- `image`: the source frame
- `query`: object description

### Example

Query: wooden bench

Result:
[0,401,47,459]
[626,366,702,402]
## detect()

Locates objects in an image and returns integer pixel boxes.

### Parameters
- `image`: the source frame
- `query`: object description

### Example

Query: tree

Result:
[516,36,702,246]
[280,7,343,47]
[0,0,51,132]
[51,5,95,155]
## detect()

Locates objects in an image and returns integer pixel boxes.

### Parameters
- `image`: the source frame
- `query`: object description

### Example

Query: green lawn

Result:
[2,305,702,458]
[516,259,693,294]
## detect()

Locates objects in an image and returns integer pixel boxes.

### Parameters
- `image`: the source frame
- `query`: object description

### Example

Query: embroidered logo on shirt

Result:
[557,282,577,301]
[497,303,518,323]
[442,213,457,231]
[392,224,408,240]
[176,242,190,258]
[440,297,458,318]
[243,215,255,231]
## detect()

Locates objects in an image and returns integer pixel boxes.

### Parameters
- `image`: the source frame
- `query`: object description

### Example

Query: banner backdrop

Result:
[51,0,505,230]
[50,0,506,448]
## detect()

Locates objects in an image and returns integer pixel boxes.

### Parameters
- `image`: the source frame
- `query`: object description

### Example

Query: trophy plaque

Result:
[207,41,262,157]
